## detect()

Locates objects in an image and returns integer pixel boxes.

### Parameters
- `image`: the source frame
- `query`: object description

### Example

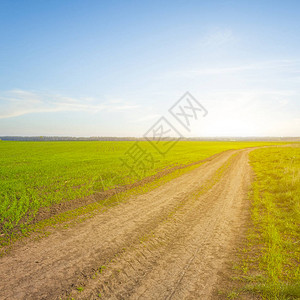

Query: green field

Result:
[233,146,300,299]
[0,141,287,243]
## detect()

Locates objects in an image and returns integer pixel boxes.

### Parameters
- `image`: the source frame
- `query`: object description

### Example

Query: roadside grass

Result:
[232,146,300,299]
[0,141,288,249]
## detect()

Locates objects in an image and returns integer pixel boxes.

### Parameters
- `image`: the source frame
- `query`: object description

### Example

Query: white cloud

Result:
[0,90,139,119]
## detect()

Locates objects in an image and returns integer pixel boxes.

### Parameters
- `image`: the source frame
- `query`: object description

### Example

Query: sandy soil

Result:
[0,148,253,300]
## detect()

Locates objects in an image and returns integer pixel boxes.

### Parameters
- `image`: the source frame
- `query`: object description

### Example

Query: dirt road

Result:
[0,149,253,299]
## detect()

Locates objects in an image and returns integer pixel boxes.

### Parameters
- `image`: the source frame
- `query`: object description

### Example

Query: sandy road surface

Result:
[0,149,253,299]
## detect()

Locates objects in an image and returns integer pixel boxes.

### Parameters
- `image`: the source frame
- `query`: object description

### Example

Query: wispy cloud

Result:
[161,59,300,79]
[202,28,234,47]
[0,90,139,119]
[131,114,161,123]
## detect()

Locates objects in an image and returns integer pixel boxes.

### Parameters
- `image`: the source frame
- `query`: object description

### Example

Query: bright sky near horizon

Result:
[0,0,299,137]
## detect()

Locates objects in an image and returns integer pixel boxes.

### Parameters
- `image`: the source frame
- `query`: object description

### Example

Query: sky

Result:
[0,0,299,137]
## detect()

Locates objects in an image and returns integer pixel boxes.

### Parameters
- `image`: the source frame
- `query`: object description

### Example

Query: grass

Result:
[233,146,300,299]
[0,141,287,247]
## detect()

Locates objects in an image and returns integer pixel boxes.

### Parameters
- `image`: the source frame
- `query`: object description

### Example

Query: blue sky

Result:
[0,0,299,137]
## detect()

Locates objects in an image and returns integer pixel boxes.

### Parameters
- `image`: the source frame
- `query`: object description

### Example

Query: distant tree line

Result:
[0,136,299,141]
[0,136,139,141]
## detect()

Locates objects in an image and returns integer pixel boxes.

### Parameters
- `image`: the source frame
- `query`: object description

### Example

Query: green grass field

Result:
[234,146,300,299]
[0,141,287,245]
